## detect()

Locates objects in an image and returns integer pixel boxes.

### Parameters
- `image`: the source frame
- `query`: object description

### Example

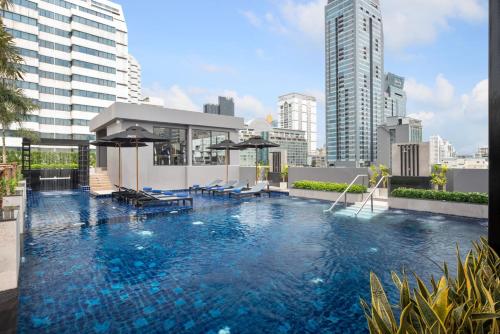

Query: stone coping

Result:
[388,197,488,219]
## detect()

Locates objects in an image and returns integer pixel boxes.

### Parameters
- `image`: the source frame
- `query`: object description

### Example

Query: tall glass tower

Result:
[325,0,384,167]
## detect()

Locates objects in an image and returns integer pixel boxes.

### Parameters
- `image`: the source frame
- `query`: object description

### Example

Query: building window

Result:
[153,127,187,166]
[192,130,228,165]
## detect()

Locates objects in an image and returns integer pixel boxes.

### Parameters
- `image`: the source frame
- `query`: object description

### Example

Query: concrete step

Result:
[90,172,114,192]
[334,200,389,219]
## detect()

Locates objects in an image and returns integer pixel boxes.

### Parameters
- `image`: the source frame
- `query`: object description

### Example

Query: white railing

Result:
[323,175,368,213]
[354,176,389,216]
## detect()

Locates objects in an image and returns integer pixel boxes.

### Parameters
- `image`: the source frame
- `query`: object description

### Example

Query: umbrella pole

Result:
[118,146,122,190]
[255,147,258,185]
[136,142,139,192]
[226,148,229,183]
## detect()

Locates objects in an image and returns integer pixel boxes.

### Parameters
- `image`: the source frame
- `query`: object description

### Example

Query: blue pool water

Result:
[19,192,487,333]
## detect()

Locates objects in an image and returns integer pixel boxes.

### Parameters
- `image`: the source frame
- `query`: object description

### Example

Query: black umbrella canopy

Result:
[102,126,166,143]
[90,140,147,148]
[207,139,240,150]
[234,136,279,149]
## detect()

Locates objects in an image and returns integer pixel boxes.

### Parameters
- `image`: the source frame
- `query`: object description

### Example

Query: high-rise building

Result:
[384,73,406,118]
[278,93,317,156]
[475,147,489,158]
[377,116,423,168]
[3,0,137,144]
[203,96,235,116]
[218,96,234,116]
[325,0,384,167]
[429,135,456,165]
[203,104,219,115]
[239,124,308,167]
[128,55,141,103]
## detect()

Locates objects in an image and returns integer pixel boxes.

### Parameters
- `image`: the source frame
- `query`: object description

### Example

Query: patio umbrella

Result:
[208,139,239,183]
[234,136,279,184]
[90,140,147,191]
[101,126,167,192]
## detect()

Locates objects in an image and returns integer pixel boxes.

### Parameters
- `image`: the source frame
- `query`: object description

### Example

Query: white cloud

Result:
[382,0,486,50]
[221,90,274,119]
[405,75,488,153]
[461,79,488,119]
[241,10,262,28]
[242,0,486,51]
[280,0,325,43]
[240,10,288,35]
[143,84,199,111]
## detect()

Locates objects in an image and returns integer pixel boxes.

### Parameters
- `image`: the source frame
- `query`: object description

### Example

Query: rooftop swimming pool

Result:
[19,191,487,333]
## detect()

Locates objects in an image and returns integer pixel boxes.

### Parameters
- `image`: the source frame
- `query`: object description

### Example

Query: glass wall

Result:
[192,130,229,165]
[153,127,187,166]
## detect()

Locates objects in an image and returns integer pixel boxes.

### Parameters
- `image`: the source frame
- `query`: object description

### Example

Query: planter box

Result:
[0,208,20,294]
[389,197,488,219]
[290,188,366,203]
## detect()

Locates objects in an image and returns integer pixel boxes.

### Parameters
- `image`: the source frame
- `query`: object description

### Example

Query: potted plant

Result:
[431,164,448,191]
[369,165,380,197]
[280,165,289,190]
[378,164,391,198]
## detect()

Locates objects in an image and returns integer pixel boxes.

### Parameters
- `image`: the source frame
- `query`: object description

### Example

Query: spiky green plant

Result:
[361,238,500,333]
[370,165,380,188]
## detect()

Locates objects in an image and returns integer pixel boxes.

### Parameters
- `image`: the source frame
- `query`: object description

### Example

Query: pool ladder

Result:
[354,176,389,216]
[324,175,367,213]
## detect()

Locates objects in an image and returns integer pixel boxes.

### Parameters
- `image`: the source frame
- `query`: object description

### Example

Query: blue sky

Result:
[120,0,488,154]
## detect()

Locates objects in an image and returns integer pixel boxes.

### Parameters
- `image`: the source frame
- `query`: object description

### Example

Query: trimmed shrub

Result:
[391,187,488,205]
[293,180,367,194]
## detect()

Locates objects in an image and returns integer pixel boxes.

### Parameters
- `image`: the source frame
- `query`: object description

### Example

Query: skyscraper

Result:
[384,72,406,118]
[4,0,137,144]
[325,0,384,167]
[128,55,141,103]
[218,96,234,116]
[278,93,318,156]
[203,96,235,116]
[429,135,457,165]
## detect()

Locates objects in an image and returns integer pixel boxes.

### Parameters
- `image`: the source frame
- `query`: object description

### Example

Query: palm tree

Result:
[0,0,38,164]
[0,85,37,163]
[0,0,22,82]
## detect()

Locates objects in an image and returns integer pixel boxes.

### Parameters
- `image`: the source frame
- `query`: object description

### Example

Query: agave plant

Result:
[361,238,500,333]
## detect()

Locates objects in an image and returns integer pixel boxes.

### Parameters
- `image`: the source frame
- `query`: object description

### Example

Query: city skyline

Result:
[103,0,486,154]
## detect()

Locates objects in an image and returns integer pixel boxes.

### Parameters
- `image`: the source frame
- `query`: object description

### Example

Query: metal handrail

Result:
[354,176,388,216]
[324,175,367,213]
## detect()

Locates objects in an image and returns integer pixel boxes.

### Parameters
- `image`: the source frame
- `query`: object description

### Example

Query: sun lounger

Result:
[136,191,193,208]
[211,180,248,195]
[189,179,223,193]
[229,183,268,198]
[202,180,238,195]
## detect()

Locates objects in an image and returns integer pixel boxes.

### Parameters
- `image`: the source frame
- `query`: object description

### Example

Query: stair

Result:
[90,171,115,195]
[334,199,389,219]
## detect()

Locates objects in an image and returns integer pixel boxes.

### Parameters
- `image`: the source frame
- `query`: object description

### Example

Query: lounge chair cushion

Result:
[176,193,189,198]
[152,190,162,194]
[193,184,200,188]
[162,191,174,196]
[232,189,242,194]
[143,187,153,192]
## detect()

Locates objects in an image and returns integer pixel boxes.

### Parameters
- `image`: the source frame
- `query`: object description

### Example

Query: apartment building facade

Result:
[325,0,384,167]
[278,93,318,156]
[3,0,138,146]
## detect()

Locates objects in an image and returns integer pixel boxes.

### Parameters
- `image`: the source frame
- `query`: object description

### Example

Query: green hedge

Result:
[391,188,488,205]
[293,180,367,194]
[31,163,78,170]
